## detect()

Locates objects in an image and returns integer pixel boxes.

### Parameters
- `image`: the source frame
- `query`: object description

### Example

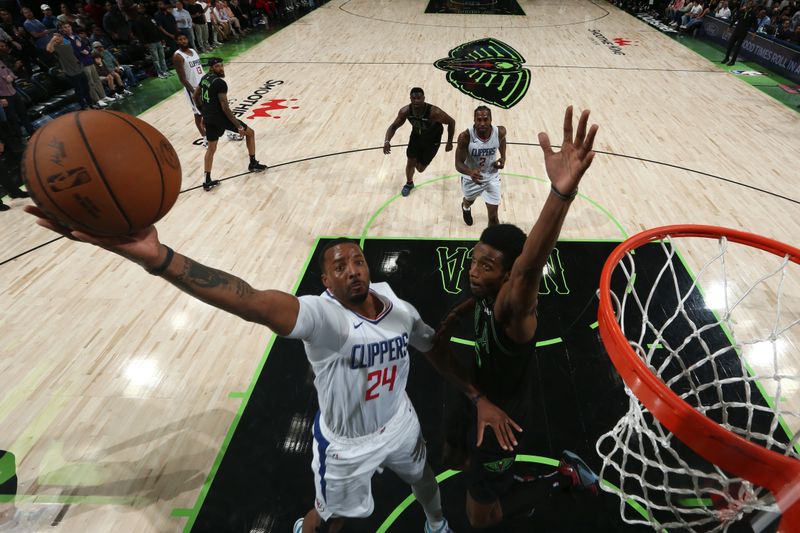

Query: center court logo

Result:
[434,38,530,109]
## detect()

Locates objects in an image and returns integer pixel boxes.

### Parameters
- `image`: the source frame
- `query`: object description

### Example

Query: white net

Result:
[596,233,800,532]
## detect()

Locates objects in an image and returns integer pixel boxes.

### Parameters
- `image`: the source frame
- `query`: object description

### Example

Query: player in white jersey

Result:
[173,33,206,141]
[21,208,527,532]
[456,106,507,227]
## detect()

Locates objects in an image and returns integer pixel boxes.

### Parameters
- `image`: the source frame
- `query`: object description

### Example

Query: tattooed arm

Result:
[23,209,300,335]
[157,249,299,335]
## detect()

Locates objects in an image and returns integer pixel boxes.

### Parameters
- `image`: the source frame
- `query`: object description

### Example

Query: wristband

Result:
[550,184,578,201]
[471,393,483,407]
[384,140,390,144]
[147,246,174,276]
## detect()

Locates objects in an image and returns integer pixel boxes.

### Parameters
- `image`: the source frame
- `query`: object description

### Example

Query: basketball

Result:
[22,110,182,236]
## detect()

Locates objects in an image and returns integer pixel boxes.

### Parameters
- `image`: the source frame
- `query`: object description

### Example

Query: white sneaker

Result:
[292,518,303,533]
[95,99,108,107]
[424,519,454,533]
[123,89,133,96]
[102,96,115,103]
[113,93,123,100]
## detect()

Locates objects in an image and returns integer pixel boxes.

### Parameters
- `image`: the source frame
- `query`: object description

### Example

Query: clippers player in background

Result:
[456,106,506,227]
[173,33,206,143]
[22,218,525,532]
[434,106,602,529]
[383,87,455,197]
[193,57,267,191]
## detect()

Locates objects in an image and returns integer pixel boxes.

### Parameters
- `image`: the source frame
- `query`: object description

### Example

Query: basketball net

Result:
[595,226,800,533]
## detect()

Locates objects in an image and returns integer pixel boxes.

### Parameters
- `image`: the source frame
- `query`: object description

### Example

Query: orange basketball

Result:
[22,110,182,236]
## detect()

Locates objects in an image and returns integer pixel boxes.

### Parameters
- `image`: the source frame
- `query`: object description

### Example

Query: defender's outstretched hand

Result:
[538,106,598,197]
[24,205,163,268]
[476,397,523,451]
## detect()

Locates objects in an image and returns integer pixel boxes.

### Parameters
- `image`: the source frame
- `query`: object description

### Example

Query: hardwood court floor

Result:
[1,1,798,531]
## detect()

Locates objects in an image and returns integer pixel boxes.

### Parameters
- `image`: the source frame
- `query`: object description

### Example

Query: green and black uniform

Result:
[405,103,444,166]
[468,297,536,503]
[198,72,248,142]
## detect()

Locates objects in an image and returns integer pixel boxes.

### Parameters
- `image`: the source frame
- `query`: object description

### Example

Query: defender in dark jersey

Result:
[433,106,602,529]
[383,87,455,197]
[193,58,267,191]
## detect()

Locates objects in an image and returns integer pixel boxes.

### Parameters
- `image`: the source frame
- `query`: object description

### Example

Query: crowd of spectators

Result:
[0,0,327,210]
[611,0,800,44]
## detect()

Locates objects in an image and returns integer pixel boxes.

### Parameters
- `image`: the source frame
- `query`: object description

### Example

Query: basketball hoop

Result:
[596,225,800,532]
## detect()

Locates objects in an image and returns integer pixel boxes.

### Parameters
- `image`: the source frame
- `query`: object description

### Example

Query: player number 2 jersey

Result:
[462,125,500,182]
[287,282,434,438]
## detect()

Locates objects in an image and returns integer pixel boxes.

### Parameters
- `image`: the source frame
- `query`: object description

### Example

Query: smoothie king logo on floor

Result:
[229,80,299,119]
[588,30,635,55]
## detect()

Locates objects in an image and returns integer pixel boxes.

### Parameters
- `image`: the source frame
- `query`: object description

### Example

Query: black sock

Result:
[204,171,211,183]
[499,471,561,519]
[249,155,256,164]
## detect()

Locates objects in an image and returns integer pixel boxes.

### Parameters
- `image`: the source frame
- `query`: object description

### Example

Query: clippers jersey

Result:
[288,282,434,438]
[175,47,203,89]
[462,125,500,182]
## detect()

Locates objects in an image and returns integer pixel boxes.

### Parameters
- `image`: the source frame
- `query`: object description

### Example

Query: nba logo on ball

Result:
[46,167,91,192]
[23,110,182,236]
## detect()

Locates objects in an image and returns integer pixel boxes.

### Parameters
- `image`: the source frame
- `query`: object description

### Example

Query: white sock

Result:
[410,464,444,527]
[427,518,446,531]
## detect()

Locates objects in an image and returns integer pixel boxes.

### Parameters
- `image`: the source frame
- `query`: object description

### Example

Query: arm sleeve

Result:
[408,303,435,353]
[285,296,349,357]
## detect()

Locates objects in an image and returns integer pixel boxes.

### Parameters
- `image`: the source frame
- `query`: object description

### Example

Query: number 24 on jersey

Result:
[365,365,397,401]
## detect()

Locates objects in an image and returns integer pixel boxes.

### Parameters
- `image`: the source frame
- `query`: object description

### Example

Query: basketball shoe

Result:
[248,160,267,172]
[558,450,600,495]
[424,518,454,532]
[461,205,473,226]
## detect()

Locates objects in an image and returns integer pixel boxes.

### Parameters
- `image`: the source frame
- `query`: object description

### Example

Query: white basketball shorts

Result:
[461,175,501,205]
[310,394,427,521]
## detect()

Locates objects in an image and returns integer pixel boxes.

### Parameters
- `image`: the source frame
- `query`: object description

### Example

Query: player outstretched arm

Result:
[429,106,456,151]
[426,298,523,451]
[495,106,598,342]
[455,130,481,183]
[383,106,408,154]
[24,207,300,335]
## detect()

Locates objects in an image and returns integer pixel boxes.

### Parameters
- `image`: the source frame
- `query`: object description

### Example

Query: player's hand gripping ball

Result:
[23,110,182,236]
